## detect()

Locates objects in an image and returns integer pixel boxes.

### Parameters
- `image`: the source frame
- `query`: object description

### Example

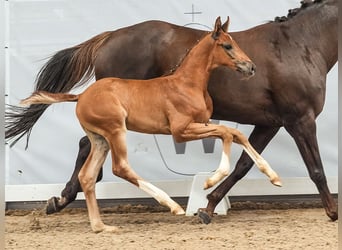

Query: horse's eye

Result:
[223,44,232,50]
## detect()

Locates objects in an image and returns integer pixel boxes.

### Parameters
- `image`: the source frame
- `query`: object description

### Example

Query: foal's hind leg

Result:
[78,130,117,233]
[106,129,185,215]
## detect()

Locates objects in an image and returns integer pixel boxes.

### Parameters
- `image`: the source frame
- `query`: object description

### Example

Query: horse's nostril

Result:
[250,64,256,75]
[251,63,256,72]
[237,62,256,76]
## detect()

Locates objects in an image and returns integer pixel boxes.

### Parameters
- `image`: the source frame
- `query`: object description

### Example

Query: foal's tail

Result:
[5,30,112,147]
[20,91,79,106]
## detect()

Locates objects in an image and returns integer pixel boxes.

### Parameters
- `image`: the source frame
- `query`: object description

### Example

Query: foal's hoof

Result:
[171,205,185,215]
[46,197,59,215]
[197,208,212,224]
[271,177,282,187]
[93,225,119,233]
[102,225,120,233]
[203,179,214,190]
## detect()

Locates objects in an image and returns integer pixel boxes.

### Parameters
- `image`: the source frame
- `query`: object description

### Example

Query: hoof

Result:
[101,225,120,233]
[328,211,338,222]
[93,224,119,233]
[271,178,282,187]
[171,205,185,215]
[46,197,59,215]
[203,179,214,190]
[197,208,212,224]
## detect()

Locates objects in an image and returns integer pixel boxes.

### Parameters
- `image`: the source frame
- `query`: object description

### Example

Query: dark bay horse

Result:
[19,17,279,232]
[6,0,338,223]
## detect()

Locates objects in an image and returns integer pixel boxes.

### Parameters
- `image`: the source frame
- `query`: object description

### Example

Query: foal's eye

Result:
[223,44,232,50]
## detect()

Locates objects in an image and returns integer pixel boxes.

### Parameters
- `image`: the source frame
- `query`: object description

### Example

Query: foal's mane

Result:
[163,31,211,76]
[273,0,323,23]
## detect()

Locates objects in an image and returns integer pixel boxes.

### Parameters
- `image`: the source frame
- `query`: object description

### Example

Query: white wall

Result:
[4,0,337,200]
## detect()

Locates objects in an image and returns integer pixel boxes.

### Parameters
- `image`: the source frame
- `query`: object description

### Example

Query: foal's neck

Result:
[172,33,216,89]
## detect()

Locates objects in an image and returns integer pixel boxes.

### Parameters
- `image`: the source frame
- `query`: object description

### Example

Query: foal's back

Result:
[76,77,171,134]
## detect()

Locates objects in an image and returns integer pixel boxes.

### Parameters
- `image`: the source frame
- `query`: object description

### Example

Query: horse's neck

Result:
[285,1,337,71]
[173,34,214,89]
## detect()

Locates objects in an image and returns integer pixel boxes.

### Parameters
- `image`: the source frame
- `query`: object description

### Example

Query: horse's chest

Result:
[173,91,212,122]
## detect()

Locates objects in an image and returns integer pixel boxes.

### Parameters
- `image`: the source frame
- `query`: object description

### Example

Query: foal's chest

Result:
[167,88,213,122]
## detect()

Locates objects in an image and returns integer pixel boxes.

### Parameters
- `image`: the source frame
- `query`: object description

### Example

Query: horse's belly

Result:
[126,113,171,135]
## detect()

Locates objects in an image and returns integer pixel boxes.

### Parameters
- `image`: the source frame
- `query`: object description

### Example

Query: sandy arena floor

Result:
[5,202,338,250]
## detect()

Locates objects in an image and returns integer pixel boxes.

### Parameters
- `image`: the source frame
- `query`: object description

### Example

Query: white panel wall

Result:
[4,0,337,200]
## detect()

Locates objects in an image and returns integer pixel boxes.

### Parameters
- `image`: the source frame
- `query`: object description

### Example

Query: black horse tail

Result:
[5,31,112,147]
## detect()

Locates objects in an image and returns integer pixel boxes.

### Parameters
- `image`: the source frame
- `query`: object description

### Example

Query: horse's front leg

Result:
[284,117,337,221]
[46,136,104,214]
[175,123,280,189]
[200,126,280,223]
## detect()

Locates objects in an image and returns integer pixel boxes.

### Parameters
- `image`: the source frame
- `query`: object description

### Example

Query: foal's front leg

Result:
[230,127,282,187]
[173,122,234,189]
[174,122,281,189]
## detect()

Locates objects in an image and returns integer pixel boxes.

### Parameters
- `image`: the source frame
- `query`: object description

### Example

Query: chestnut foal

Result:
[21,17,281,232]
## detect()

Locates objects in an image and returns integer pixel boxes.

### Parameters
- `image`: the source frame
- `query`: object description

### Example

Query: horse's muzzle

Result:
[237,61,256,77]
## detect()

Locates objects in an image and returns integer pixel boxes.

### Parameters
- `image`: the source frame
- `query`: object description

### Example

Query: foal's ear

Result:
[212,16,222,40]
[221,16,230,32]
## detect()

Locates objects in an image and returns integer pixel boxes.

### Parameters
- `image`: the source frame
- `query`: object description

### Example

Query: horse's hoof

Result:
[93,225,119,233]
[102,225,120,233]
[171,205,185,215]
[46,197,59,215]
[203,179,214,190]
[328,211,338,221]
[175,209,185,215]
[271,178,282,187]
[272,180,283,187]
[197,208,212,224]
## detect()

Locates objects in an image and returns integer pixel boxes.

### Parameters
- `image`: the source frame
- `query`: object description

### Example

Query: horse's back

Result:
[94,20,205,80]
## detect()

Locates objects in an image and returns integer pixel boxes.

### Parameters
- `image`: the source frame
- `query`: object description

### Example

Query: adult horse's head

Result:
[211,17,256,77]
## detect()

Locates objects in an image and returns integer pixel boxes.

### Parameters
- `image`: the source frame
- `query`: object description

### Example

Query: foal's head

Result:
[211,17,256,77]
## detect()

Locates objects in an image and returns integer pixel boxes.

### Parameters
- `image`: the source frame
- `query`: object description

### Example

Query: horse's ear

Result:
[212,16,222,40]
[221,16,230,32]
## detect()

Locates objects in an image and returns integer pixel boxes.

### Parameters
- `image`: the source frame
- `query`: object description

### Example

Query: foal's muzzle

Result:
[237,61,256,77]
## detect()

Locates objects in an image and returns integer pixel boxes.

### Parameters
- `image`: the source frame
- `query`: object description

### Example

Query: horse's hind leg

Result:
[78,130,116,233]
[46,136,103,214]
[106,129,185,215]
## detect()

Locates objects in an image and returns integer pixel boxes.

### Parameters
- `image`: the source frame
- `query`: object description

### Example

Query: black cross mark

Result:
[184,4,202,23]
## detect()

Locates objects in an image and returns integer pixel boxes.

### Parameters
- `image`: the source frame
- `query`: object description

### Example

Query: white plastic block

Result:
[186,172,230,216]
